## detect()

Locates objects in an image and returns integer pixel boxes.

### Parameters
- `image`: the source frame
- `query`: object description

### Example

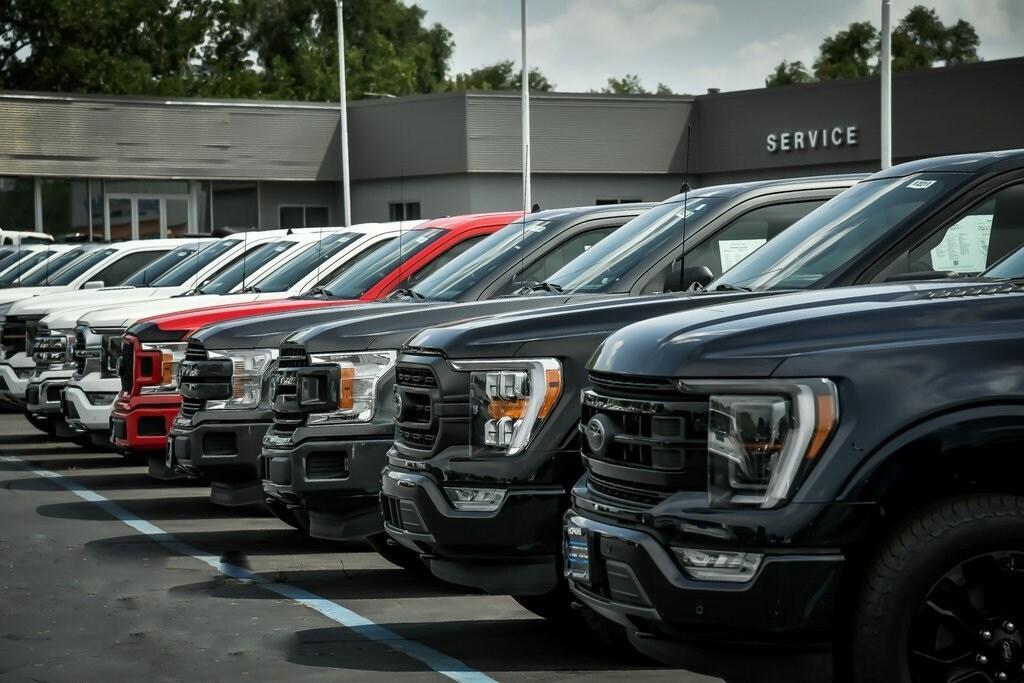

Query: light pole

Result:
[521,0,531,213]
[880,0,892,169]
[336,0,352,226]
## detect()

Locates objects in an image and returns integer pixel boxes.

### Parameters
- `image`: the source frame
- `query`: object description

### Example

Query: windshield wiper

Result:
[239,284,261,293]
[711,282,753,293]
[527,281,564,294]
[389,287,426,300]
[304,285,334,298]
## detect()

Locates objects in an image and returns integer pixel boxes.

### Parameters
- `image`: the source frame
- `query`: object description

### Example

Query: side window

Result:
[685,200,827,277]
[89,250,166,287]
[879,183,1024,279]
[500,227,616,294]
[403,235,487,286]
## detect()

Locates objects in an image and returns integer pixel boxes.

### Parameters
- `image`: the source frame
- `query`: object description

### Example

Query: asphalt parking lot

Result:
[0,413,731,683]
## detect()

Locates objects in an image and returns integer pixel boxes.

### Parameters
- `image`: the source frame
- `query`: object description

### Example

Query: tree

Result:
[765,5,982,87]
[0,0,455,101]
[813,20,878,80]
[447,60,554,92]
[598,74,644,94]
[766,60,814,87]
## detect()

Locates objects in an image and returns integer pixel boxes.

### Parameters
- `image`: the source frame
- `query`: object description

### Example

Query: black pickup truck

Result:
[384,150,1024,625]
[170,204,649,511]
[261,176,857,567]
[567,230,1024,682]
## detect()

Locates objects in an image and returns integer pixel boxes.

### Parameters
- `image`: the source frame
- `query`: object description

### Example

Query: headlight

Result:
[453,358,562,456]
[205,349,278,410]
[139,342,188,394]
[32,328,75,370]
[689,378,838,508]
[305,351,397,423]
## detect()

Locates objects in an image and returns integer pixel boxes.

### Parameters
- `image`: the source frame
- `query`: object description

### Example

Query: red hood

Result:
[138,297,358,335]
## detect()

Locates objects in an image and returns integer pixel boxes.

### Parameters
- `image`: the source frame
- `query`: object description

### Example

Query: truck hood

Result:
[130,296,354,339]
[404,290,770,361]
[11,286,185,319]
[589,281,994,379]
[80,293,267,329]
[0,286,72,307]
[289,295,583,353]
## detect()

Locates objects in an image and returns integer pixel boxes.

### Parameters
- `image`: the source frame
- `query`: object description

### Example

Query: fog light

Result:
[86,392,119,406]
[674,548,763,583]
[444,487,507,512]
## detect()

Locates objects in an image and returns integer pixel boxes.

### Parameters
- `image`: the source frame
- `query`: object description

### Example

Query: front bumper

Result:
[26,373,73,416]
[111,393,180,453]
[62,380,117,432]
[380,466,567,595]
[168,410,270,506]
[260,423,393,541]
[564,510,844,650]
[0,356,34,403]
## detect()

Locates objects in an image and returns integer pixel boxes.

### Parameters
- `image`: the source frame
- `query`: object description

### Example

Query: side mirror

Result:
[82,280,104,289]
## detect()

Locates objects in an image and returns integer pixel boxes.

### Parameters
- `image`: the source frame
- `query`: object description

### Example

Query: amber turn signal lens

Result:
[538,368,561,419]
[806,393,838,460]
[487,398,528,419]
[338,365,355,410]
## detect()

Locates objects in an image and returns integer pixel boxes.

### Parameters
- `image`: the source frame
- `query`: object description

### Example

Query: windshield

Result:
[149,239,241,287]
[318,228,445,299]
[413,218,557,301]
[18,249,88,286]
[542,198,726,293]
[0,249,29,273]
[195,240,297,295]
[45,248,116,286]
[120,245,203,286]
[0,250,54,285]
[712,174,969,291]
[250,232,361,292]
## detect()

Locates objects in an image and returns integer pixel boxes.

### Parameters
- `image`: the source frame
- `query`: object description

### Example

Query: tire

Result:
[265,499,309,532]
[852,494,1024,683]
[24,410,55,435]
[366,532,426,573]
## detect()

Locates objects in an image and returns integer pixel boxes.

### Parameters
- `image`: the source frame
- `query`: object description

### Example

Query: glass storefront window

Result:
[0,177,35,231]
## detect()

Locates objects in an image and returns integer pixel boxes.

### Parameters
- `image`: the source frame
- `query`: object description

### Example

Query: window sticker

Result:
[907,179,937,190]
[719,238,768,272]
[930,214,993,273]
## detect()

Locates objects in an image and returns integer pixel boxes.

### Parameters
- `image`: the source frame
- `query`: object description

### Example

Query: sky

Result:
[414,0,1024,94]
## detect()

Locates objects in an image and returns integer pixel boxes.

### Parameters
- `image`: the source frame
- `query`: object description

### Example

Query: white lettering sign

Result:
[767,125,859,153]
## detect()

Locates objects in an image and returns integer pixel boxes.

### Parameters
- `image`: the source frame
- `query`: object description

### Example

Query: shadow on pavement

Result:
[6,470,204,492]
[171,567,474,601]
[86,528,354,559]
[285,619,663,674]
[36,496,269,522]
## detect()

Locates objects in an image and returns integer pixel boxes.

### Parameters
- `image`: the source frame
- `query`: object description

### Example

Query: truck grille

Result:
[185,340,207,362]
[118,339,135,392]
[581,375,710,508]
[270,344,308,433]
[73,329,88,375]
[180,397,203,420]
[1,318,26,359]
[393,363,440,452]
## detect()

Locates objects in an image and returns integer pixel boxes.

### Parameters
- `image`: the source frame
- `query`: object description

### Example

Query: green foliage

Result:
[765,60,814,87]
[447,59,554,92]
[0,0,454,100]
[766,5,981,87]
[598,74,673,95]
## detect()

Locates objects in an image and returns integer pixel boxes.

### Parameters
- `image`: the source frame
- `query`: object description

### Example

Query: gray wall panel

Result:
[258,181,344,229]
[350,174,473,223]
[0,94,342,180]
[466,94,693,174]
[467,173,686,213]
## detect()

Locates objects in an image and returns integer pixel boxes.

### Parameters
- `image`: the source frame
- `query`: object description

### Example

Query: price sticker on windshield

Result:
[907,179,937,189]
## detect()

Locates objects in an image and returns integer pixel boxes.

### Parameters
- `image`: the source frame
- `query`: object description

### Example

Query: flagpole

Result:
[880,0,892,169]
[521,0,532,213]
[336,0,352,226]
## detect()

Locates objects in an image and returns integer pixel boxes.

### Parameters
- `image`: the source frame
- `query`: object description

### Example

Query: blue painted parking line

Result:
[0,454,497,683]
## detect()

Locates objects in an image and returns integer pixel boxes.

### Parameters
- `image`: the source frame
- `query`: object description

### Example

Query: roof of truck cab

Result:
[871,149,1024,179]
[130,212,521,336]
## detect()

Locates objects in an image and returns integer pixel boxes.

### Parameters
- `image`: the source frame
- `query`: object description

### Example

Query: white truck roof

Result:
[73,221,423,330]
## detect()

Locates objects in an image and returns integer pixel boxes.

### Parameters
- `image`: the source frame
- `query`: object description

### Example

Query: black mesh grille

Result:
[587,472,672,508]
[73,329,88,375]
[180,397,203,420]
[305,453,347,479]
[1,319,26,359]
[588,370,679,397]
[394,363,439,451]
[118,340,134,392]
[271,344,308,433]
[185,340,207,362]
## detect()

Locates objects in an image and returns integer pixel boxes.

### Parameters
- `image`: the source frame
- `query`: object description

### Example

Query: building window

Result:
[389,201,421,221]
[280,205,330,228]
[595,198,642,205]
[0,177,35,231]
[212,181,259,231]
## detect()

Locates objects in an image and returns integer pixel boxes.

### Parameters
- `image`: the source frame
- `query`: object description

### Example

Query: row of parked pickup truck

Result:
[4,149,1024,681]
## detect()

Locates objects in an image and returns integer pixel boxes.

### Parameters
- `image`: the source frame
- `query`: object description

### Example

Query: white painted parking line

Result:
[0,454,497,683]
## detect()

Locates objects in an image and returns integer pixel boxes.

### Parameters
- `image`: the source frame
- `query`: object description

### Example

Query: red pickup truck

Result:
[110,213,520,460]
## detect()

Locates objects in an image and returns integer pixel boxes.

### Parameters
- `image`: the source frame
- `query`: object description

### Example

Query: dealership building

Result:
[0,56,1021,240]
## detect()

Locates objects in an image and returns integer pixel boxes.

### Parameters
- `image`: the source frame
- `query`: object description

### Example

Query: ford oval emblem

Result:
[393,388,404,419]
[584,416,607,454]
